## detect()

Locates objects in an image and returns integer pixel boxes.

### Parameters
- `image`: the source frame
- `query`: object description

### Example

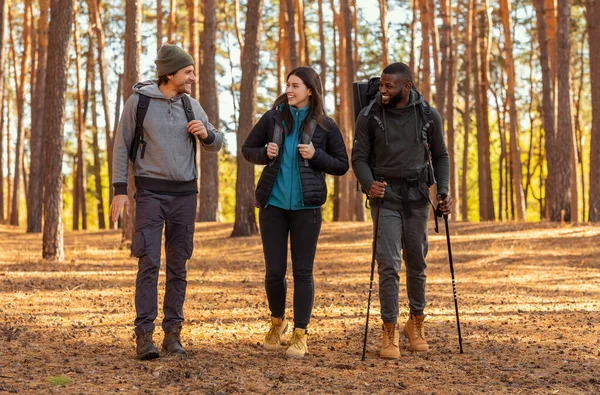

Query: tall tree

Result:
[443,0,458,218]
[587,0,600,222]
[0,0,7,223]
[379,0,388,68]
[418,0,431,101]
[88,41,105,229]
[318,0,326,94]
[534,0,556,219]
[231,0,263,237]
[72,2,87,230]
[42,0,74,261]
[198,0,219,222]
[167,0,176,42]
[499,0,526,220]
[461,0,474,222]
[10,0,32,226]
[122,0,141,243]
[286,0,298,69]
[551,0,574,221]
[88,0,113,227]
[410,0,417,84]
[157,0,163,52]
[27,0,49,232]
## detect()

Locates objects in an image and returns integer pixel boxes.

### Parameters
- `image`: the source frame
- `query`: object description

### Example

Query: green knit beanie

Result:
[155,44,195,76]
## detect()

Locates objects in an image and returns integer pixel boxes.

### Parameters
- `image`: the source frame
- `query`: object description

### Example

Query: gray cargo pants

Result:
[131,189,196,336]
[371,205,429,324]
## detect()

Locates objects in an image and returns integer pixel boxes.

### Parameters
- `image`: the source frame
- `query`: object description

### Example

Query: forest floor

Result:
[0,220,599,394]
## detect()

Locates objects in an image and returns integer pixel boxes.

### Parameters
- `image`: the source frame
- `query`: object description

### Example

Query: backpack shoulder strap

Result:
[129,93,150,162]
[300,118,318,167]
[181,95,197,154]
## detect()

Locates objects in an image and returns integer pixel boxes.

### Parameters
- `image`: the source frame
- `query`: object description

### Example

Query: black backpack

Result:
[352,76,437,186]
[128,93,197,162]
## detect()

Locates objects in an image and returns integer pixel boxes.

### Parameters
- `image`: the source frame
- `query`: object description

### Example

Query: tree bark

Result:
[88,0,113,227]
[379,0,388,68]
[168,0,176,42]
[551,0,574,222]
[533,0,556,220]
[286,0,298,69]
[461,0,473,222]
[587,0,600,222]
[410,0,417,86]
[73,2,87,230]
[231,0,263,237]
[418,0,431,101]
[27,0,49,232]
[43,0,74,261]
[157,0,163,52]
[499,0,525,220]
[443,0,458,219]
[198,0,219,222]
[122,0,141,243]
[10,0,32,226]
[318,0,326,95]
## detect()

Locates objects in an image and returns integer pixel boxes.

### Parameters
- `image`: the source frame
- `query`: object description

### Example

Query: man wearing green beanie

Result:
[110,44,222,360]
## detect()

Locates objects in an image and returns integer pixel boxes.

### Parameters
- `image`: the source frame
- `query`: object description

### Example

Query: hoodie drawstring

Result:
[413,105,420,143]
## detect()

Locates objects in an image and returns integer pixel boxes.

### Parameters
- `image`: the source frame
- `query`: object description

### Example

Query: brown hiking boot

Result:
[285,328,308,359]
[162,324,187,358]
[263,317,289,351]
[380,322,400,359]
[403,314,429,352]
[136,331,160,360]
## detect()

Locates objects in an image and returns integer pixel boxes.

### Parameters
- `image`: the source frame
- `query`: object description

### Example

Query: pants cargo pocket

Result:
[131,230,147,257]
[184,224,195,260]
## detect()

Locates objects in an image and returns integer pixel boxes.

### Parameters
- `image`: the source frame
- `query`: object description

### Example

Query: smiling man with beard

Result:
[111,44,222,360]
[352,62,452,359]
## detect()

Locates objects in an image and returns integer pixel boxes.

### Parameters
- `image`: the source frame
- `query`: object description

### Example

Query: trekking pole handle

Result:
[435,194,448,219]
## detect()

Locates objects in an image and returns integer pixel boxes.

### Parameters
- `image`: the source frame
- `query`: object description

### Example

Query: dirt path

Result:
[0,221,598,394]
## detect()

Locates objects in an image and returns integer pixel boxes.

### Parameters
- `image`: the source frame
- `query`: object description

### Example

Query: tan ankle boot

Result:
[263,317,289,351]
[403,314,429,352]
[285,328,308,359]
[380,322,400,359]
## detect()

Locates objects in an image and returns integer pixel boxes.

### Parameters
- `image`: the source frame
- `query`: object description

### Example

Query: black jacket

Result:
[242,109,349,208]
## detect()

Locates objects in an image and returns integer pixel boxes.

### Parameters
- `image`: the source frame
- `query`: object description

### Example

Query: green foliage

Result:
[47,375,72,386]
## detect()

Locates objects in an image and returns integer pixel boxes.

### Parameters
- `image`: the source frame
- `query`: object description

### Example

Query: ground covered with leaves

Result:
[0,220,599,394]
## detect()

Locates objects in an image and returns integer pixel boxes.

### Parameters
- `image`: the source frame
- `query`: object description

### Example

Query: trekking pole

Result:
[435,194,464,354]
[361,181,383,361]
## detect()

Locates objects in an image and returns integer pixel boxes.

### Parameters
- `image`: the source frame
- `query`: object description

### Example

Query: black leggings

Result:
[259,205,322,329]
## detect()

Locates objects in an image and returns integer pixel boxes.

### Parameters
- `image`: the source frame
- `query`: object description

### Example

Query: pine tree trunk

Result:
[89,45,106,229]
[550,0,573,222]
[443,0,457,218]
[499,0,525,220]
[534,0,556,220]
[587,0,600,222]
[168,0,176,42]
[295,0,307,65]
[122,0,141,243]
[42,0,74,261]
[418,0,431,101]
[0,1,7,223]
[379,0,388,68]
[461,0,473,222]
[88,0,113,227]
[198,0,219,222]
[73,2,87,230]
[410,0,417,86]
[27,0,48,232]
[157,0,163,52]
[286,0,298,69]
[318,0,326,95]
[10,0,32,226]
[231,0,263,237]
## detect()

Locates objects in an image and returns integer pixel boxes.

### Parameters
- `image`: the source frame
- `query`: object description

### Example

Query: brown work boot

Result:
[285,328,308,359]
[136,331,160,360]
[162,324,187,358]
[403,314,429,352]
[263,317,289,351]
[380,322,400,359]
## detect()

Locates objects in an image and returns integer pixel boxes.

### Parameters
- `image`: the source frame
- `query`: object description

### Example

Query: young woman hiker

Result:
[242,66,349,358]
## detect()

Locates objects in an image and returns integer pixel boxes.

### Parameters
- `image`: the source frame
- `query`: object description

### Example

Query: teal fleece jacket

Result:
[267,105,318,210]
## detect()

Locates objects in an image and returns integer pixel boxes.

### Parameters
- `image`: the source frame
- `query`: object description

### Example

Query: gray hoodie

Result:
[112,80,222,195]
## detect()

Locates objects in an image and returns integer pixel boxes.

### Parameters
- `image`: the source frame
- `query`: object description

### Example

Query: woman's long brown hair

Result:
[272,66,330,134]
